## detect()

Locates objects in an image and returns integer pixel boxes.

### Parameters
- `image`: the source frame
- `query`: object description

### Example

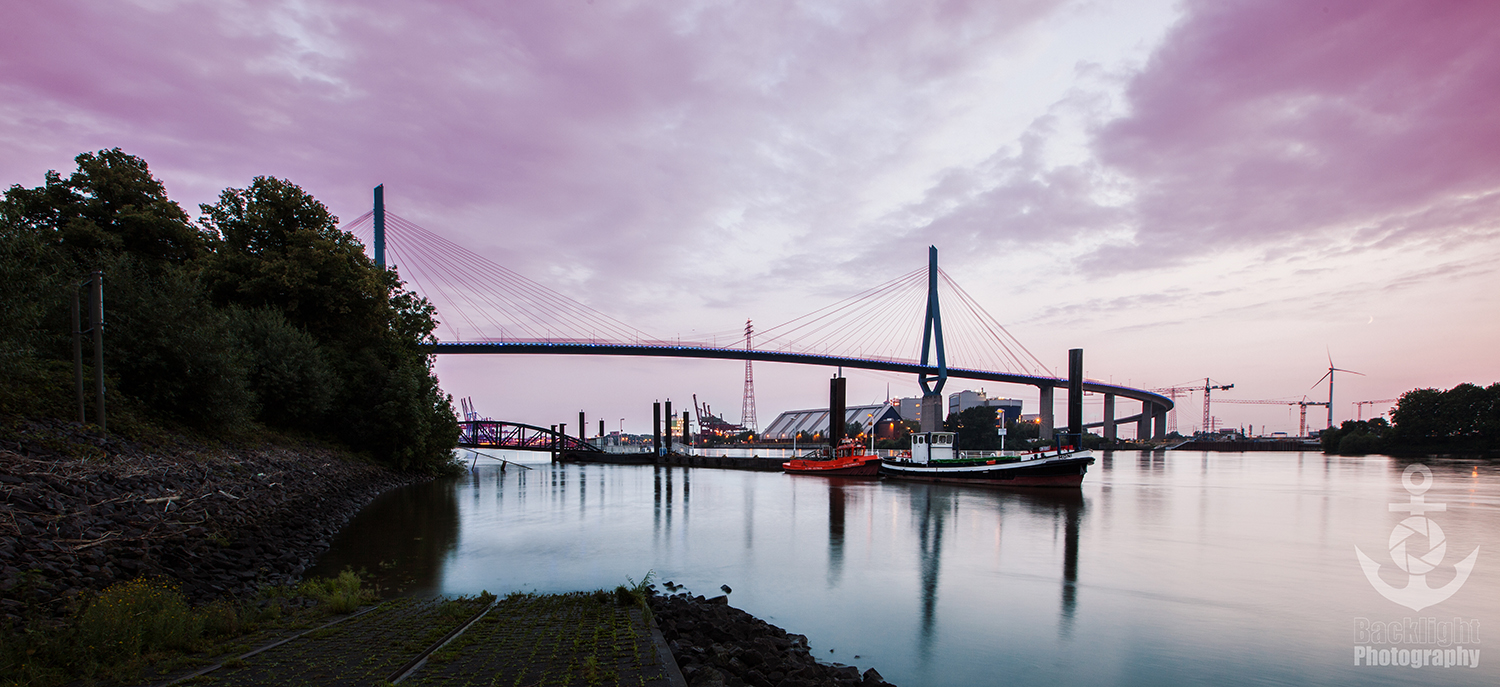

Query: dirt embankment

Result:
[0,418,424,626]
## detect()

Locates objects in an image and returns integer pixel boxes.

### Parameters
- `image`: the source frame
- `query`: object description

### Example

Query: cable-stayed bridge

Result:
[341,189,1172,441]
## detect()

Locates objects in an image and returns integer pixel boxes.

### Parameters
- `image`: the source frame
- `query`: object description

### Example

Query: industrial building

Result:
[761,402,905,442]
[891,390,1023,426]
[947,389,1024,425]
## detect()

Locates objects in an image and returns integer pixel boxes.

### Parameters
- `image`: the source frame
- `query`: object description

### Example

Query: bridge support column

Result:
[1137,402,1151,441]
[1103,393,1117,441]
[919,393,942,433]
[1153,405,1166,440]
[1039,386,1054,441]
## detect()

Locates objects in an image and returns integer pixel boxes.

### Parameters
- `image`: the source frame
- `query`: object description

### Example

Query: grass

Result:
[0,570,379,687]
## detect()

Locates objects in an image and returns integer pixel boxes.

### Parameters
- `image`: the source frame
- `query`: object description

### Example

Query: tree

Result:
[0,150,248,428]
[2,149,207,270]
[199,176,456,469]
[199,177,388,347]
[945,406,1001,450]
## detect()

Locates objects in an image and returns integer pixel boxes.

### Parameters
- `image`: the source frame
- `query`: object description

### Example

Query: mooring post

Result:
[91,271,105,431]
[1039,385,1055,441]
[652,402,662,457]
[550,424,557,462]
[664,400,673,453]
[578,411,585,441]
[598,419,604,441]
[1067,348,1083,449]
[829,375,847,452]
[682,410,690,448]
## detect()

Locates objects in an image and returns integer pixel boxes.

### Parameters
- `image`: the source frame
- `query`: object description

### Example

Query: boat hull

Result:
[879,453,1094,488]
[783,456,882,476]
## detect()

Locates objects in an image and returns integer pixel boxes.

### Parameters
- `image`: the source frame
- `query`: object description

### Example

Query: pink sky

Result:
[4,0,1498,436]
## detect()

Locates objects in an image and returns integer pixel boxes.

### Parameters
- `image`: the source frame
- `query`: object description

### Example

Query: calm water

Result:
[310,452,1499,686]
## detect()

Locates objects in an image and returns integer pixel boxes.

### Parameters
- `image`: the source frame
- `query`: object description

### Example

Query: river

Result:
[309,451,1498,686]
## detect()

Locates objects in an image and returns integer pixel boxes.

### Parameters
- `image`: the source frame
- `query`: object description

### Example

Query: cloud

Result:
[1093,0,1500,266]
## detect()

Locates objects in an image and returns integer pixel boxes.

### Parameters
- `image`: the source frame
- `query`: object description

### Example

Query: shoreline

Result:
[0,416,426,625]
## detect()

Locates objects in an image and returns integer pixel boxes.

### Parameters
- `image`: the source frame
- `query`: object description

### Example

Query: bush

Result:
[75,577,203,665]
[298,569,377,614]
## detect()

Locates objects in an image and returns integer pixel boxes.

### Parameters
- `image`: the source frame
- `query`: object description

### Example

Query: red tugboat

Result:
[783,440,882,476]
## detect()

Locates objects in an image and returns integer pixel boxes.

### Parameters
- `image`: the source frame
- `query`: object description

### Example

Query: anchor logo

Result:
[1355,464,1480,611]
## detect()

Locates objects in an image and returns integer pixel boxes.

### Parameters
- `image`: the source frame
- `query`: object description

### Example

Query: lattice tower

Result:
[741,319,758,433]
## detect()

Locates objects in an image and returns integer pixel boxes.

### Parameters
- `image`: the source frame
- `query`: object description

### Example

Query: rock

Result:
[650,590,897,687]
[690,666,728,687]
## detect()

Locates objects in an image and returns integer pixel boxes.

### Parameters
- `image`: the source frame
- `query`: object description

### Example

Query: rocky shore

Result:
[650,589,895,687]
[0,417,423,627]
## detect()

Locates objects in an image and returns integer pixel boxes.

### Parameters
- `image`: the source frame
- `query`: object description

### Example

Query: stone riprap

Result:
[0,417,420,626]
[650,590,895,687]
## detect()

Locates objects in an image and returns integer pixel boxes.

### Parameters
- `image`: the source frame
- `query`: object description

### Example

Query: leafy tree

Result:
[199,177,388,347]
[1322,418,1390,455]
[1,153,458,470]
[199,177,456,469]
[230,307,337,429]
[945,406,1001,450]
[1,149,207,270]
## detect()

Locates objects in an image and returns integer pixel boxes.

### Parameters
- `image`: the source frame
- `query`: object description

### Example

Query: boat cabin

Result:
[910,432,954,464]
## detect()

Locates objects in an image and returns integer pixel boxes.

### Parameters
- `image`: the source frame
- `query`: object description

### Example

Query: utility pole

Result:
[71,272,106,430]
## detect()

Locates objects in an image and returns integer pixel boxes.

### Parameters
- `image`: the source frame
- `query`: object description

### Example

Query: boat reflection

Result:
[895,483,1085,659]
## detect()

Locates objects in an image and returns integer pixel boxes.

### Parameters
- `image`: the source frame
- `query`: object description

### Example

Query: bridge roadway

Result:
[431,340,1175,439]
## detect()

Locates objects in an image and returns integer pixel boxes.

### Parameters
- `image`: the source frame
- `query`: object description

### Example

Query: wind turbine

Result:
[1311,350,1363,430]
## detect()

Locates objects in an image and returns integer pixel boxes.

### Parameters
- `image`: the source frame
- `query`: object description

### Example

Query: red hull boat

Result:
[783,441,881,476]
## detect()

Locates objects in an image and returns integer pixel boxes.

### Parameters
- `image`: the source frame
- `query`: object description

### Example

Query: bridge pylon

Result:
[918,246,948,432]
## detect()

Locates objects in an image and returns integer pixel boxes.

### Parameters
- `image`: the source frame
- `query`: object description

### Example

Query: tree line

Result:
[1323,383,1499,455]
[0,149,457,471]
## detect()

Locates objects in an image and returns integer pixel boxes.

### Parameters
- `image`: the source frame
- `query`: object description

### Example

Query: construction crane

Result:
[1152,375,1236,435]
[1148,385,1196,434]
[1148,386,1196,434]
[1219,398,1329,437]
[1200,378,1234,434]
[1354,398,1398,421]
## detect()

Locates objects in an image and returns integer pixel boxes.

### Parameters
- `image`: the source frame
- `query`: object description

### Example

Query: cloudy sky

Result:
[4,0,1498,436]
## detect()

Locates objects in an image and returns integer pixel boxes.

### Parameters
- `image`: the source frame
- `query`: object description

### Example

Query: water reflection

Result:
[309,453,1500,687]
[908,484,954,664]
[827,480,847,587]
[306,477,460,596]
